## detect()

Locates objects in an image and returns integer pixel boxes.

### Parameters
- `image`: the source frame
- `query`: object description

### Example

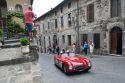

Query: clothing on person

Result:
[83,42,89,55]
[25,9,35,24]
[56,45,60,55]
[25,6,35,41]
[72,43,76,53]
[89,41,94,54]
[26,23,33,32]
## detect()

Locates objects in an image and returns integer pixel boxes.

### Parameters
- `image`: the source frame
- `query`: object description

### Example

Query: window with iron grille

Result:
[111,0,121,17]
[87,3,94,23]
[93,33,100,49]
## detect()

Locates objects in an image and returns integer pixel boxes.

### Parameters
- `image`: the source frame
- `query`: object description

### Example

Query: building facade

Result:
[0,0,33,28]
[34,0,125,56]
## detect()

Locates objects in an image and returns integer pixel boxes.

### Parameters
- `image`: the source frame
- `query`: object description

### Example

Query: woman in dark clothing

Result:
[56,45,60,55]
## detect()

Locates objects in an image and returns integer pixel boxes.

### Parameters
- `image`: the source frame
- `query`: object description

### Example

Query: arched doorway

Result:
[110,27,122,55]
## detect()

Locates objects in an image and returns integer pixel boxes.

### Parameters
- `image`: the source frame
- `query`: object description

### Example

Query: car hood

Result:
[64,56,87,64]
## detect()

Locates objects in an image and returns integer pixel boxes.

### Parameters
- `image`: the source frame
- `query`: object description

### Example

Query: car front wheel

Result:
[63,64,68,74]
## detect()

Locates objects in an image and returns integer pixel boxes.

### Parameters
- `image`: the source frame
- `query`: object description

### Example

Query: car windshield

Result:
[63,53,77,57]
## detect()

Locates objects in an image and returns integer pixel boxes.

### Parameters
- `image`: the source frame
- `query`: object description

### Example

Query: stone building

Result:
[0,0,34,28]
[34,0,125,56]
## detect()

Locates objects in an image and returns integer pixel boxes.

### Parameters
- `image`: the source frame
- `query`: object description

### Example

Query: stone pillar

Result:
[122,31,125,56]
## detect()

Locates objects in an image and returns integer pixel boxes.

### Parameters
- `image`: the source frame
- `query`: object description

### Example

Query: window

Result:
[61,16,64,27]
[68,13,71,26]
[68,2,71,9]
[111,0,121,17]
[62,35,65,44]
[48,22,50,29]
[15,4,23,13]
[93,33,100,49]
[55,11,57,16]
[43,24,45,33]
[61,7,63,13]
[67,35,71,46]
[55,19,58,28]
[87,4,94,23]
[49,36,51,46]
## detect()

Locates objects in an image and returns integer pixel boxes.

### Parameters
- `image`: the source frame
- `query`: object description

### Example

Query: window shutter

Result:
[87,4,94,23]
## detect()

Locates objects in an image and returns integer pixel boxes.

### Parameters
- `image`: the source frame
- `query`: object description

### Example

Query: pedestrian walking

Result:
[25,6,36,41]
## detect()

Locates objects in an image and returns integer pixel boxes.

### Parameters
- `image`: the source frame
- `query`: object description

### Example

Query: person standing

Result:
[56,45,60,55]
[83,42,89,56]
[72,43,76,53]
[89,40,94,55]
[25,6,36,41]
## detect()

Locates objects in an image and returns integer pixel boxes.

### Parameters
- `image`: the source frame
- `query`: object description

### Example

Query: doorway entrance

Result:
[0,0,7,28]
[110,27,122,55]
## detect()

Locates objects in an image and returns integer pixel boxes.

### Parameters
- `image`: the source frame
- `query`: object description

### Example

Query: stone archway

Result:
[0,0,7,28]
[110,27,122,55]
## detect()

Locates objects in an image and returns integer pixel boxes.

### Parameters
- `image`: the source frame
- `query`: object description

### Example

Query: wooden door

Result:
[111,32,117,54]
[81,34,88,45]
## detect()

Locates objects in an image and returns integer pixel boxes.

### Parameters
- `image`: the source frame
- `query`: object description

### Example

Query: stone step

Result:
[4,39,20,44]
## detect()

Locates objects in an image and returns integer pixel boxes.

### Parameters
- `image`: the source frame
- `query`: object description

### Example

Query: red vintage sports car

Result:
[54,52,92,74]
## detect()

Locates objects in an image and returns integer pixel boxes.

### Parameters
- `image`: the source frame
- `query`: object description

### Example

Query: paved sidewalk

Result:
[0,62,42,83]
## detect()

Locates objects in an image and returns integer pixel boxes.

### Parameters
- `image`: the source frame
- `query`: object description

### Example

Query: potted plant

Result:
[20,37,30,54]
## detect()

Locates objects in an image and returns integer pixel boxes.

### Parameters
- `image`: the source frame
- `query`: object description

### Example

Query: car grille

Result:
[75,65,84,71]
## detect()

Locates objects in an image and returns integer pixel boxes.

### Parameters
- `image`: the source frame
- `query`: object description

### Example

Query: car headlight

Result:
[69,65,73,70]
[84,59,91,67]
[88,62,91,67]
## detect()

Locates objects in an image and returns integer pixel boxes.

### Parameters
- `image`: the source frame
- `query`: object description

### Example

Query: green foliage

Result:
[6,11,26,38]
[6,11,24,20]
[19,28,26,33]
[20,37,29,45]
[7,21,21,37]
[0,29,3,37]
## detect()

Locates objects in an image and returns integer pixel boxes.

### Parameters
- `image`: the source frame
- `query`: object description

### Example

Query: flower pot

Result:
[21,45,29,54]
